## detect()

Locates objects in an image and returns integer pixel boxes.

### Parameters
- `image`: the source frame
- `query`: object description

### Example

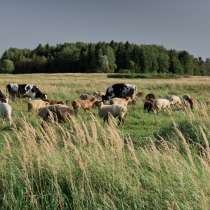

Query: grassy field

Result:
[1,74,210,209]
[1,73,210,144]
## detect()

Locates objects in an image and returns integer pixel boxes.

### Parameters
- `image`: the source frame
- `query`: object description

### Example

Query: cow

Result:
[102,83,137,102]
[144,100,155,112]
[38,104,74,123]
[6,83,47,100]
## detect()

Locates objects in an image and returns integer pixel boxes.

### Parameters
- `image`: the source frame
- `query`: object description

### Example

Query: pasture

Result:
[1,73,210,143]
[1,74,210,209]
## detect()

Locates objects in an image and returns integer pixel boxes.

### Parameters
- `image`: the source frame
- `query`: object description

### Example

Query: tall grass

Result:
[1,74,210,209]
[0,111,210,210]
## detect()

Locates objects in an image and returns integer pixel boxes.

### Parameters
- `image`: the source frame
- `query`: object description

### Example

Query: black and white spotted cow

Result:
[6,83,47,100]
[102,83,137,101]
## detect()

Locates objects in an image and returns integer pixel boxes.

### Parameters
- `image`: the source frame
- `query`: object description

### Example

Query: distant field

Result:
[1,74,210,209]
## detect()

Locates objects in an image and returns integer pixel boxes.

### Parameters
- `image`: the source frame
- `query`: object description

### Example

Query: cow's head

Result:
[40,93,47,100]
[31,86,47,100]
[102,95,108,101]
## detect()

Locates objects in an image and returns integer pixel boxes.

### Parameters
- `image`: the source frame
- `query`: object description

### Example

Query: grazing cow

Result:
[166,95,182,108]
[144,100,155,112]
[102,83,137,101]
[6,84,47,100]
[72,97,98,114]
[182,95,194,110]
[38,104,74,123]
[96,101,128,126]
[28,99,49,112]
[154,98,171,112]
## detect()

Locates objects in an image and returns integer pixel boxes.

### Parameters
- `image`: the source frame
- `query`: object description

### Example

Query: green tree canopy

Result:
[0,42,208,75]
[0,59,15,73]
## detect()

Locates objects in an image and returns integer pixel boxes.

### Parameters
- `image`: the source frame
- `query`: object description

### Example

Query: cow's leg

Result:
[103,115,109,123]
[11,93,16,101]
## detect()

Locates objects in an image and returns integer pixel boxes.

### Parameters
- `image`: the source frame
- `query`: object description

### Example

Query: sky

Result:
[0,0,210,58]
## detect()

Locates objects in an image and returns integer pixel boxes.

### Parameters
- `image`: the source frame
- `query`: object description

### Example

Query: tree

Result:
[104,46,116,72]
[157,52,169,73]
[205,58,210,75]
[178,51,194,74]
[79,48,88,71]
[141,46,156,73]
[87,44,97,71]
[128,60,137,73]
[168,50,183,74]
[0,41,205,75]
[98,55,109,72]
[0,59,15,73]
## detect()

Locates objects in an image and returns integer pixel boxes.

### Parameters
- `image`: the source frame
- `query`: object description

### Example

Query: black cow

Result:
[6,83,47,100]
[144,99,155,112]
[102,83,137,101]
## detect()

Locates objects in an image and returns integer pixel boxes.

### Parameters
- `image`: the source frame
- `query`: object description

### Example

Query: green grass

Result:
[107,73,190,79]
[0,73,209,209]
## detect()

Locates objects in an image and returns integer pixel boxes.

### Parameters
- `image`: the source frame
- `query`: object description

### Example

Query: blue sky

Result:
[0,0,210,58]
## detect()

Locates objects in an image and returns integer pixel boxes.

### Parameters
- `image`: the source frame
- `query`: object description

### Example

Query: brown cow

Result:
[72,97,98,113]
[38,104,74,123]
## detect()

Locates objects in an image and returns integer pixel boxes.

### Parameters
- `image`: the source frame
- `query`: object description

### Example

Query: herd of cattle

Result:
[0,82,194,125]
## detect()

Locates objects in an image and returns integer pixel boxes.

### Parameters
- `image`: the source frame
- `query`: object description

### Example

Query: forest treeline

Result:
[0,41,210,75]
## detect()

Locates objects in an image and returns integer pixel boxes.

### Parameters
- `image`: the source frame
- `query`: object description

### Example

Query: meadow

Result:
[0,73,210,209]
